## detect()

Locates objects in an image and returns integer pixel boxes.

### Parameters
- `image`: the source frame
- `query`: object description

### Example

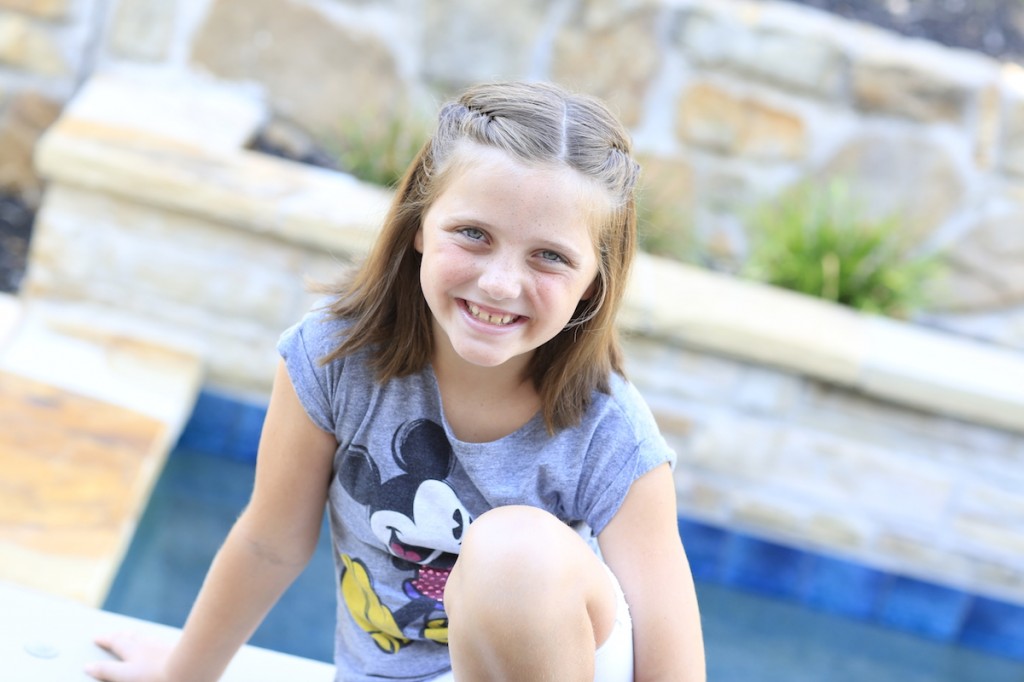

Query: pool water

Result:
[105,448,1024,680]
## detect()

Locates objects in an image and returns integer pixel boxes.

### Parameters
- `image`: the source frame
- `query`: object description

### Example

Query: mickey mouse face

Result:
[370,480,469,564]
[339,419,473,567]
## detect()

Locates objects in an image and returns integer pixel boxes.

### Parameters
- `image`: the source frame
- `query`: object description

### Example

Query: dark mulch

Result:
[0,194,33,294]
[785,0,1024,63]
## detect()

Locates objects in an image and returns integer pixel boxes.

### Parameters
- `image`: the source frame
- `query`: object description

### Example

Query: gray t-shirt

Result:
[278,306,675,682]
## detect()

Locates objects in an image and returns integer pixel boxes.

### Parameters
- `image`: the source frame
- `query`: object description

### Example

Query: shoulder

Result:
[578,372,676,469]
[276,301,378,433]
[277,299,357,364]
[588,373,660,436]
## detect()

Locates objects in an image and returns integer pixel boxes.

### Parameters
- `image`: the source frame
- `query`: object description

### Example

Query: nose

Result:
[477,255,522,301]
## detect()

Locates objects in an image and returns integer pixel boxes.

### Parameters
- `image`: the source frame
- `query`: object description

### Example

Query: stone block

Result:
[551,4,661,128]
[0,0,68,20]
[190,0,405,140]
[875,531,974,585]
[675,82,806,161]
[817,132,964,239]
[107,0,177,61]
[28,185,316,332]
[50,68,266,154]
[803,513,869,551]
[0,13,67,75]
[623,334,744,404]
[0,90,62,202]
[423,0,546,88]
[732,366,803,415]
[942,212,1024,310]
[681,11,846,99]
[675,477,730,519]
[731,497,806,539]
[737,28,846,98]
[974,84,1000,170]
[851,48,988,123]
[953,518,1024,563]
[775,429,954,523]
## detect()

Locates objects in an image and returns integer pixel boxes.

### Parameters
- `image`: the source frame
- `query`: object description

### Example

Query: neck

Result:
[429,325,543,443]
[431,334,533,396]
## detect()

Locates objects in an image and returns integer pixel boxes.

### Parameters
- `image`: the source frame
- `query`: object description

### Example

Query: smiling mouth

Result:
[465,301,521,326]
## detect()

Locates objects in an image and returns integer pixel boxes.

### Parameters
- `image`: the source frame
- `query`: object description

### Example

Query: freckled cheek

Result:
[424,251,480,292]
[533,280,580,318]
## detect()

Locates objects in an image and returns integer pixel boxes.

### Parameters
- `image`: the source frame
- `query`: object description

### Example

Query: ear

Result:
[581,276,598,301]
[413,226,424,254]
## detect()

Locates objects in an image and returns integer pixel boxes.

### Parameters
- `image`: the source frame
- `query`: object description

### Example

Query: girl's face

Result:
[415,143,605,372]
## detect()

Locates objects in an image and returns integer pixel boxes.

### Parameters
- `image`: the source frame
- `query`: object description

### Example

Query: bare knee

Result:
[449,506,578,596]
[443,506,617,680]
[444,505,612,637]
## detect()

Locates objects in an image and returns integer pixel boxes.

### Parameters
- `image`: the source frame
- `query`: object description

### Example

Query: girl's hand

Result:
[84,631,172,682]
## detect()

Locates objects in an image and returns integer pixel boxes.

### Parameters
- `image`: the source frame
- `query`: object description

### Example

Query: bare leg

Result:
[444,506,618,682]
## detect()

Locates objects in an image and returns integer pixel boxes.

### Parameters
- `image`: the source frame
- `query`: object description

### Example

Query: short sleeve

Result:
[276,306,344,434]
[576,377,676,535]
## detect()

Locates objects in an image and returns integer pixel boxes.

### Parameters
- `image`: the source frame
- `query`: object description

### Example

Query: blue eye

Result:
[460,227,485,241]
[540,250,568,264]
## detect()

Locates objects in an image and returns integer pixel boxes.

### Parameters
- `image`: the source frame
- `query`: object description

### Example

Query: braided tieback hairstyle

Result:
[323,81,641,433]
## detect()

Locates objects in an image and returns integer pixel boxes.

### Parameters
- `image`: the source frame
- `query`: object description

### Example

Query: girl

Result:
[87,81,705,682]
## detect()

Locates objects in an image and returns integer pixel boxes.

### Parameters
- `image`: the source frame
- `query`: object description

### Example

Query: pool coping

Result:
[176,388,1024,665]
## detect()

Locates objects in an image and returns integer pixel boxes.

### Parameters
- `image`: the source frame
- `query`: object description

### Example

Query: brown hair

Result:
[320,81,640,433]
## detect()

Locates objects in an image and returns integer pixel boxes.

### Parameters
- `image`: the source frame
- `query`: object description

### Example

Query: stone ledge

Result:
[623,254,1024,435]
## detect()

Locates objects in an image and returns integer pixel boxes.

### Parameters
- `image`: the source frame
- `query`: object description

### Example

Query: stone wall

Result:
[2,0,1024,347]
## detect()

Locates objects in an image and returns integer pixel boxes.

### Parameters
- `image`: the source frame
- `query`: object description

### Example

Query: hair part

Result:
[319,81,641,433]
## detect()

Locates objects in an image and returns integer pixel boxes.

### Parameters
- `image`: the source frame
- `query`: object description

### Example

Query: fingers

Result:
[84,631,171,682]
[83,659,123,681]
[93,630,137,658]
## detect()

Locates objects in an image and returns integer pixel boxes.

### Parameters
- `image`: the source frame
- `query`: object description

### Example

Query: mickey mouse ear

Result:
[393,419,454,479]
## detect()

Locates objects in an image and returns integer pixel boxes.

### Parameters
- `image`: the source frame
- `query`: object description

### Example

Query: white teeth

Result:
[468,302,517,325]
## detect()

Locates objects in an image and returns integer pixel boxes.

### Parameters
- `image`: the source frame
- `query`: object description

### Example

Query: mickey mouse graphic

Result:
[337,418,471,653]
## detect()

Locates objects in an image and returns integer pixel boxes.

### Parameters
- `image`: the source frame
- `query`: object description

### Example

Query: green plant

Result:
[334,114,430,188]
[635,185,706,265]
[742,182,943,318]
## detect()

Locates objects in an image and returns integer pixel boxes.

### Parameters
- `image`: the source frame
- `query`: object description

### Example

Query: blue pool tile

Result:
[722,533,809,599]
[678,517,729,581]
[176,390,268,463]
[801,554,889,621]
[960,596,1024,661]
[175,391,236,455]
[878,576,972,642]
[226,401,267,462]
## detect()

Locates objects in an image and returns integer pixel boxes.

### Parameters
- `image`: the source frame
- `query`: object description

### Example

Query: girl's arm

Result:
[87,361,337,682]
[598,463,706,682]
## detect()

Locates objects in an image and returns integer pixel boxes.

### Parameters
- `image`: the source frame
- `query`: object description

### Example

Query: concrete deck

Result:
[2,580,333,681]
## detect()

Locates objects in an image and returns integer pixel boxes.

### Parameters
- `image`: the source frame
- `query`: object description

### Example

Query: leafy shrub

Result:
[334,115,430,188]
[636,193,700,265]
[742,182,943,318]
